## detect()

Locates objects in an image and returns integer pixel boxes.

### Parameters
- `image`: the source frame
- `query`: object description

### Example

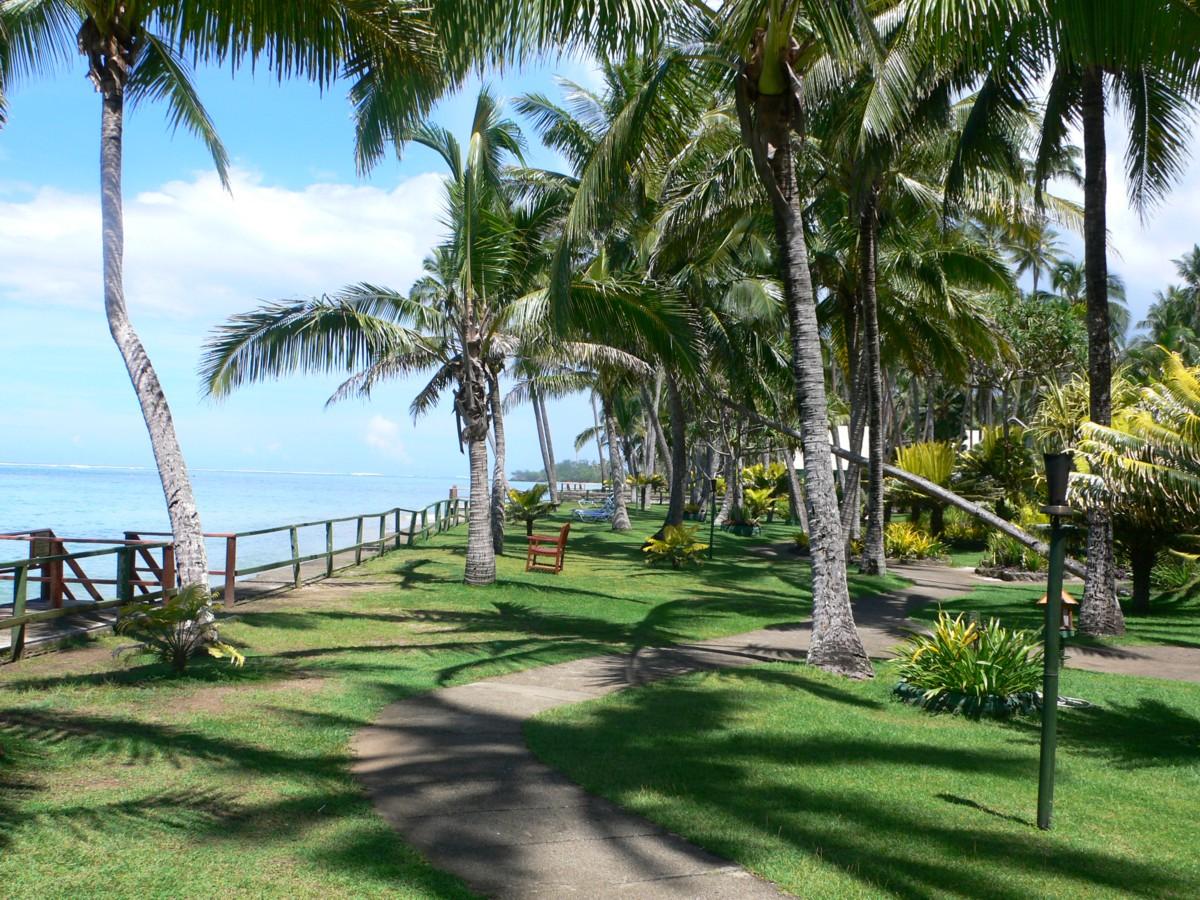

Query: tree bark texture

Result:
[603,397,632,532]
[859,192,886,575]
[736,73,870,678]
[1079,67,1125,636]
[97,41,208,588]
[488,373,507,555]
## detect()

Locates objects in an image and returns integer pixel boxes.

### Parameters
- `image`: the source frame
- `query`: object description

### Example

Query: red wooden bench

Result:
[525,523,570,574]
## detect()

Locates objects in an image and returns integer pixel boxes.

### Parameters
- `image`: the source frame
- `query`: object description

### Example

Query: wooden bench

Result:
[525,523,570,574]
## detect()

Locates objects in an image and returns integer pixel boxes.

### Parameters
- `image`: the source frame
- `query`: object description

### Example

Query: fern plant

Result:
[643,524,709,569]
[115,584,245,673]
[884,522,946,561]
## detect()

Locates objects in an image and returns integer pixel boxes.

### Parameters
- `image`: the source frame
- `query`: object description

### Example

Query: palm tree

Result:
[1009,223,1065,297]
[0,1,452,587]
[920,0,1200,637]
[203,89,529,586]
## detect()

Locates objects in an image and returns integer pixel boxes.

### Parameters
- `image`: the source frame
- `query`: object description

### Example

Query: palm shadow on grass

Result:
[526,666,1197,899]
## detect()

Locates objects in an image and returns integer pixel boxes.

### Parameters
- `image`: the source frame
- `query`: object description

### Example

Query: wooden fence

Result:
[0,497,468,663]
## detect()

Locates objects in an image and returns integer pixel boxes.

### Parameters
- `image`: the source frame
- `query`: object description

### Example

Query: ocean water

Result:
[0,463,499,580]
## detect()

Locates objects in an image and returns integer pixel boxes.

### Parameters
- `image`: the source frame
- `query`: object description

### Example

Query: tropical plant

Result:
[114,585,244,673]
[793,530,810,553]
[740,486,777,524]
[894,611,1044,716]
[954,426,1038,519]
[981,530,1046,573]
[1151,554,1200,597]
[642,524,708,569]
[506,484,556,536]
[883,522,947,562]
[942,507,988,546]
[1078,351,1200,613]
[889,441,955,534]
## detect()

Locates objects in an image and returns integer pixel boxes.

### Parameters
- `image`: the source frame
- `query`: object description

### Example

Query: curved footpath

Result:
[351,564,1200,898]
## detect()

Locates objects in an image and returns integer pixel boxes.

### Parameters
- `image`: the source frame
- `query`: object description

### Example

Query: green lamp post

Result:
[1037,451,1074,830]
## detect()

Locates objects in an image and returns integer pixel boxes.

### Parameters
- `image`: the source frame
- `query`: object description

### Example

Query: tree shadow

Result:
[526,668,1196,899]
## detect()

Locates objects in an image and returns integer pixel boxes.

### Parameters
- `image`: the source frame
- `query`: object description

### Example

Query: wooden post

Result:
[161,544,176,600]
[421,507,429,536]
[290,526,302,588]
[355,516,364,565]
[48,539,65,609]
[380,514,388,556]
[223,536,237,606]
[116,547,134,603]
[407,510,418,546]
[10,563,28,662]
[325,521,334,577]
[393,509,401,549]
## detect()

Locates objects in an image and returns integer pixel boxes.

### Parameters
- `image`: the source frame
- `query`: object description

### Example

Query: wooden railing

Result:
[0,496,469,662]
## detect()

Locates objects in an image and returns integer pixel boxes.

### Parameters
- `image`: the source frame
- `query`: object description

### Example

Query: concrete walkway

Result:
[352,563,1200,898]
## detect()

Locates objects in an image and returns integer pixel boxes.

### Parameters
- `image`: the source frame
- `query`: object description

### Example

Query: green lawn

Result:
[527,661,1200,899]
[0,507,897,898]
[911,582,1200,649]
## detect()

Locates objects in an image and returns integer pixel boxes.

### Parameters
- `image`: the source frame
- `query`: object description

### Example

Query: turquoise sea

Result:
[0,463,506,578]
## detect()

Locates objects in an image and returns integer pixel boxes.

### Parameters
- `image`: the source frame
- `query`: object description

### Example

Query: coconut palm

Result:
[203,89,528,586]
[0,0,452,587]
[917,0,1200,636]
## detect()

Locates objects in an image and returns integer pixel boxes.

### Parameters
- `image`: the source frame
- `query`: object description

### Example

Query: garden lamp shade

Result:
[1042,452,1074,513]
[1037,590,1078,633]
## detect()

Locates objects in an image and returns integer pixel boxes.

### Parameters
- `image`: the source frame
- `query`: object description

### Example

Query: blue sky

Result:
[2,53,1200,480]
[0,55,603,478]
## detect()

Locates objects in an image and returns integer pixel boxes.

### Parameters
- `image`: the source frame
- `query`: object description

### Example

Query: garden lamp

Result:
[1036,590,1078,637]
[1036,451,1074,831]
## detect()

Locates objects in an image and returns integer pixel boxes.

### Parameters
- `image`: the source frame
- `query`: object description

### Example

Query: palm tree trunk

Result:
[783,445,809,532]
[99,56,208,588]
[715,450,739,526]
[603,396,631,532]
[591,390,607,486]
[537,391,559,501]
[464,435,496,585]
[736,73,870,678]
[1079,67,1126,637]
[532,386,558,504]
[663,370,687,527]
[488,373,506,555]
[859,192,886,576]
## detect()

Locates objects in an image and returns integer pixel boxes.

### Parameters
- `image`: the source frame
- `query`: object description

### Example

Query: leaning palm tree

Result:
[0,0,450,587]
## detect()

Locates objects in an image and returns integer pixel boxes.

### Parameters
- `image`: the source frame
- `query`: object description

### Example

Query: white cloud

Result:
[365,414,410,463]
[0,167,448,321]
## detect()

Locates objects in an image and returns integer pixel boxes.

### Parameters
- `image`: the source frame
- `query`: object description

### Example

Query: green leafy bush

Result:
[115,584,245,673]
[981,530,1045,572]
[884,522,947,561]
[643,524,709,569]
[942,507,988,545]
[894,611,1044,716]
[741,487,777,523]
[507,484,556,535]
[792,531,810,553]
[1151,553,1200,595]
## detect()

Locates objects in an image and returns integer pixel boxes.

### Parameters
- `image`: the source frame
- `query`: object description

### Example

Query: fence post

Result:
[10,563,28,662]
[355,517,364,565]
[162,544,176,600]
[290,526,302,588]
[325,521,334,577]
[393,509,402,549]
[381,514,389,556]
[421,507,428,536]
[49,538,65,609]
[116,546,135,603]
[223,536,237,606]
[407,510,418,546]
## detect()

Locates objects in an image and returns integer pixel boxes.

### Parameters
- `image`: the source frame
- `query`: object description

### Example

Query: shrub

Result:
[1151,553,1200,595]
[792,531,810,553]
[894,611,1044,716]
[507,484,556,535]
[115,584,245,673]
[942,507,987,545]
[981,530,1045,572]
[683,501,701,516]
[884,522,947,561]
[741,487,777,523]
[643,524,709,569]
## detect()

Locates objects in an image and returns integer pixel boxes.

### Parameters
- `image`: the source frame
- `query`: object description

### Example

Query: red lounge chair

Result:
[525,523,570,574]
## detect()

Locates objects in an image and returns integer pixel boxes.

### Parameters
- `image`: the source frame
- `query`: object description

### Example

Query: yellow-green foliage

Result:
[884,522,946,561]
[893,441,956,486]
[896,610,1043,699]
[643,524,709,569]
[942,507,987,545]
[792,531,810,552]
[741,486,778,522]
